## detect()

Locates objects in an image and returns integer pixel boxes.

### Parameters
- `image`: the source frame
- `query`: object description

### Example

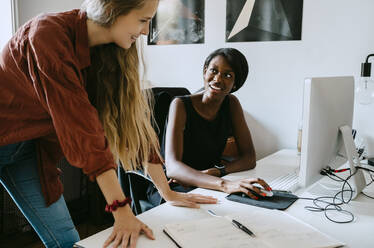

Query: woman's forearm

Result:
[224,153,256,174]
[145,163,173,199]
[96,169,126,202]
[166,160,225,191]
[96,169,133,217]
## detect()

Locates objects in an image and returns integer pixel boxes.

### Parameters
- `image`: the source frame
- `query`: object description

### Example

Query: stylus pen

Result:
[232,219,256,237]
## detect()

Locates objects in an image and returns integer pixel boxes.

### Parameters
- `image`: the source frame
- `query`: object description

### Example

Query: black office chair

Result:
[118,87,191,215]
[118,170,160,215]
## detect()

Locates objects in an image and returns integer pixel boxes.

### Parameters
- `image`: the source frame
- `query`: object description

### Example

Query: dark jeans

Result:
[0,141,79,248]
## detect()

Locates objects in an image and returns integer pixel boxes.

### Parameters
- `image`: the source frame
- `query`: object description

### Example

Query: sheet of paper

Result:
[164,208,344,248]
[164,217,270,248]
[235,209,344,248]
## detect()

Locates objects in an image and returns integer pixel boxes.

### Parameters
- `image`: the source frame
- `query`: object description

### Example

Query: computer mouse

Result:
[259,188,274,197]
[241,188,274,198]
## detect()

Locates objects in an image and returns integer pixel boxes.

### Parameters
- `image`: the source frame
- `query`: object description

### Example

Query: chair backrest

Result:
[126,171,160,215]
[151,87,191,145]
[118,87,190,215]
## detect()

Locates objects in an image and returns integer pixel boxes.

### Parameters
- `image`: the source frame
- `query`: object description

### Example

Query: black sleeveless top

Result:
[179,95,232,170]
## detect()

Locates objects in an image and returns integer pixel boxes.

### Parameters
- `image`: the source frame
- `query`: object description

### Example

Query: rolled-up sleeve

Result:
[148,149,164,164]
[26,25,116,180]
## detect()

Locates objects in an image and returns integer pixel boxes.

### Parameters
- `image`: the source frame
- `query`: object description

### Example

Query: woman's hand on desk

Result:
[145,163,217,207]
[221,178,271,199]
[147,163,217,208]
[163,191,218,208]
[103,205,154,248]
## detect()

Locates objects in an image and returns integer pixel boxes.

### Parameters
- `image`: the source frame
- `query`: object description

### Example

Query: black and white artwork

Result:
[226,0,303,42]
[148,0,205,45]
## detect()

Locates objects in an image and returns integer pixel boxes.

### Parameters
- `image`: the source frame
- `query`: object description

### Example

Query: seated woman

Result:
[164,48,271,199]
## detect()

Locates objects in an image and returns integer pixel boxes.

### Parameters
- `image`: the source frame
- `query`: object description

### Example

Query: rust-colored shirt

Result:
[0,10,117,206]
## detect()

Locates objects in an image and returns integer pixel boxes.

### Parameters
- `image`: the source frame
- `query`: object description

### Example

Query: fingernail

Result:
[254,196,258,200]
[261,193,267,197]
[267,187,272,191]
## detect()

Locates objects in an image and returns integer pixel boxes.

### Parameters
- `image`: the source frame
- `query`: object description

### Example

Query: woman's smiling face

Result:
[109,0,159,49]
[203,55,236,97]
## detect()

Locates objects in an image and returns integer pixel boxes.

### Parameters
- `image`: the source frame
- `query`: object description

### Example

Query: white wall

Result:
[143,0,374,159]
[16,0,374,159]
[17,0,84,25]
[0,0,13,50]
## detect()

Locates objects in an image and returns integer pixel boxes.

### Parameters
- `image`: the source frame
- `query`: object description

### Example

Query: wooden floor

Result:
[0,221,111,248]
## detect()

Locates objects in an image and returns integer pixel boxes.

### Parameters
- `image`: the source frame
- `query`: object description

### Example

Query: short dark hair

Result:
[203,48,249,93]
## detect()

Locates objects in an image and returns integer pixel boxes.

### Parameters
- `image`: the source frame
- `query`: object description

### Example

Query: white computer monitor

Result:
[299,76,366,198]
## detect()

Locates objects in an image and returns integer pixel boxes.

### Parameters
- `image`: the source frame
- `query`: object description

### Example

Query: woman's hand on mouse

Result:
[221,178,272,199]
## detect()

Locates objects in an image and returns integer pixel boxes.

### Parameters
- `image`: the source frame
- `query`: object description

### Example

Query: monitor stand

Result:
[340,125,367,199]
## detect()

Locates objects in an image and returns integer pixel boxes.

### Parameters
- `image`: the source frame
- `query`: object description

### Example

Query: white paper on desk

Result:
[164,217,269,248]
[163,208,344,248]
[240,209,344,248]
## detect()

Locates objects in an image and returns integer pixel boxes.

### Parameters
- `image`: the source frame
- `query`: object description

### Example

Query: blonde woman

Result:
[0,0,216,247]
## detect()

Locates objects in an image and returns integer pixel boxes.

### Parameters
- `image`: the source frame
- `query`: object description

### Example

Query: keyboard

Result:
[269,172,300,192]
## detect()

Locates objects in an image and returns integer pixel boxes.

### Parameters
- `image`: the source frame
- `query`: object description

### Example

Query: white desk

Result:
[75,149,374,248]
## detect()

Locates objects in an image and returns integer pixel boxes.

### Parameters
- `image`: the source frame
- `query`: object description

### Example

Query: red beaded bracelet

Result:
[105,197,132,213]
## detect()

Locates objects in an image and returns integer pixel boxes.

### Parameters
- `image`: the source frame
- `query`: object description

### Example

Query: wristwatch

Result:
[214,163,226,177]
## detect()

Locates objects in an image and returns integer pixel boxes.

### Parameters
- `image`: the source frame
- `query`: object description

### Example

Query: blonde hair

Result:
[82,0,160,171]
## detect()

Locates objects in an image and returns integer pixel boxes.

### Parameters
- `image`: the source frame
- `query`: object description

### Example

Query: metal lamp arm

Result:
[365,54,374,63]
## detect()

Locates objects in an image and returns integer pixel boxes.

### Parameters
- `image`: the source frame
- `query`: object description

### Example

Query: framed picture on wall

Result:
[148,0,205,45]
[226,0,303,42]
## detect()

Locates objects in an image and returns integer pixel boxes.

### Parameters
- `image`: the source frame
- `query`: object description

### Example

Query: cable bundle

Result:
[298,164,374,223]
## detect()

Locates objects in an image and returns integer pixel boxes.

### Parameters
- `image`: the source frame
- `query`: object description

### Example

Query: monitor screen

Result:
[299,76,355,187]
